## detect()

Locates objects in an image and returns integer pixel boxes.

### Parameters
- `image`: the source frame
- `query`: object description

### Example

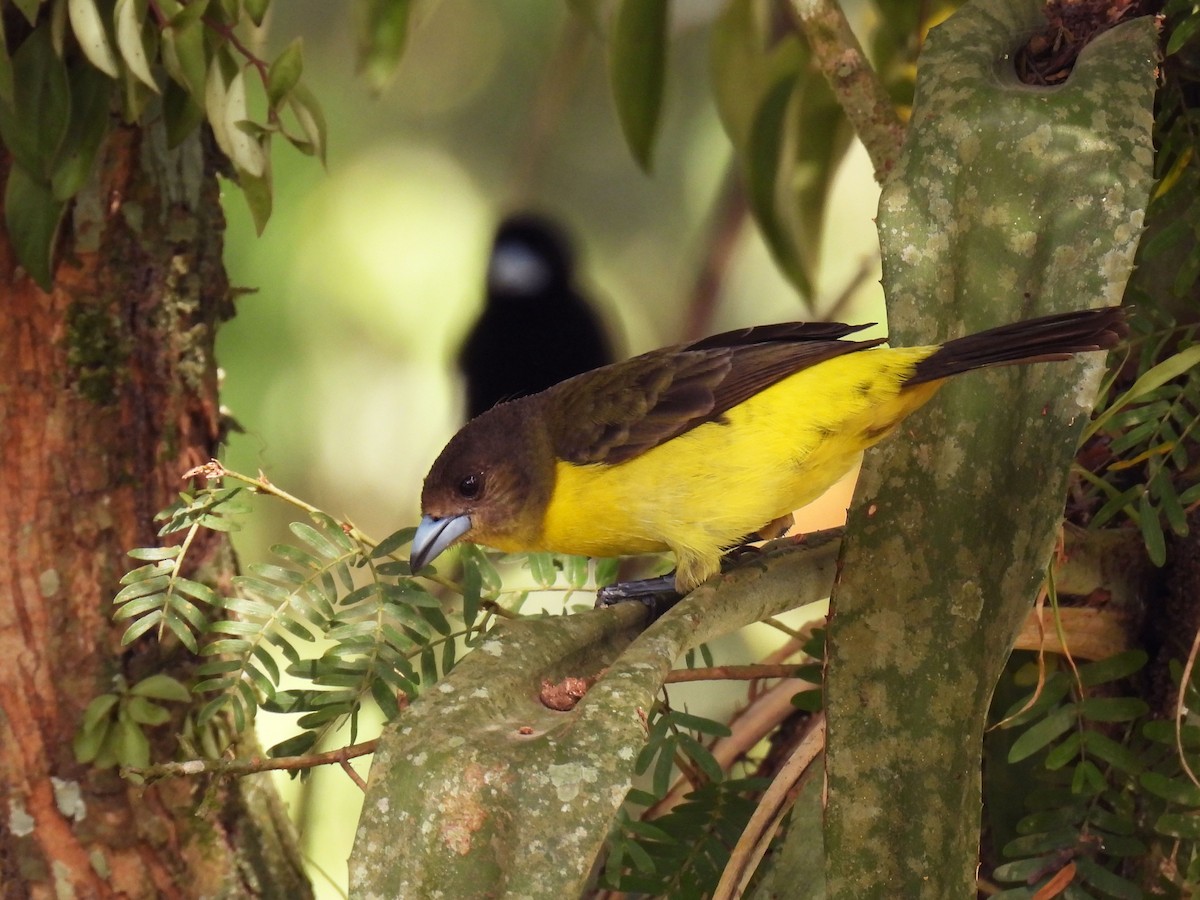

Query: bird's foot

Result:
[595,574,682,620]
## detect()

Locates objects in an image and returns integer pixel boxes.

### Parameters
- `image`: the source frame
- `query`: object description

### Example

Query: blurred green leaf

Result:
[285,83,327,164]
[130,674,191,702]
[125,696,170,726]
[608,0,668,172]
[0,28,71,176]
[161,12,207,103]
[357,0,415,89]
[238,167,273,236]
[244,0,269,26]
[1166,12,1200,55]
[0,18,14,106]
[1077,697,1149,723]
[1074,857,1142,899]
[68,0,120,77]
[1154,812,1200,839]
[114,713,150,768]
[12,0,43,26]
[1076,650,1148,687]
[1141,771,1200,806]
[4,163,66,289]
[114,0,157,91]
[1009,706,1076,763]
[51,63,113,200]
[267,37,304,108]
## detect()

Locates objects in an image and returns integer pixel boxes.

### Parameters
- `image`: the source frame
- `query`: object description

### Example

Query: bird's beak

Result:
[410,513,472,573]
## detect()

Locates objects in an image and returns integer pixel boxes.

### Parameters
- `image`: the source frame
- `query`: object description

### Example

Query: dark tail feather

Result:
[907,306,1127,387]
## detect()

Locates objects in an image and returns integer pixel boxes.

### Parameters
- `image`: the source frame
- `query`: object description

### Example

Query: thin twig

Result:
[124,738,379,784]
[714,713,827,900]
[340,759,369,792]
[785,0,905,180]
[665,664,804,683]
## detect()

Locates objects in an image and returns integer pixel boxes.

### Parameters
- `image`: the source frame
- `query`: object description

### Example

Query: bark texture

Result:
[0,123,310,897]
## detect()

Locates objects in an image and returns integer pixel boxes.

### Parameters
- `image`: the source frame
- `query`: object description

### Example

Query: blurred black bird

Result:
[458,213,615,420]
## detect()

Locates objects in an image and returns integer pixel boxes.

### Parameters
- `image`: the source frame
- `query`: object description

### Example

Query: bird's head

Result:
[487,213,574,298]
[411,400,554,573]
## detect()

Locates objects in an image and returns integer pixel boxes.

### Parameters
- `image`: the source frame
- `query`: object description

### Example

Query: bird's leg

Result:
[594,574,682,619]
[756,513,795,542]
[721,512,796,567]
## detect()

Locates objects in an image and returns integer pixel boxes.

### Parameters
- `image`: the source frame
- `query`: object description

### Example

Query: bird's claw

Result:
[595,574,682,620]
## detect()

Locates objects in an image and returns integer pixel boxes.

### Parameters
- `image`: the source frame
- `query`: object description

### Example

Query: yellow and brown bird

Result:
[412,306,1124,595]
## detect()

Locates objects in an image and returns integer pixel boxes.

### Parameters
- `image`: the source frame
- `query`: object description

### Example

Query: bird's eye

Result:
[458,474,483,499]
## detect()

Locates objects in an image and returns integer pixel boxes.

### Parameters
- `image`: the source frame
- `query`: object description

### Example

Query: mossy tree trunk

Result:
[0,124,310,896]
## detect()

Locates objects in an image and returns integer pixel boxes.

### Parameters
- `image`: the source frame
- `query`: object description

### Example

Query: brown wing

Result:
[546,321,885,465]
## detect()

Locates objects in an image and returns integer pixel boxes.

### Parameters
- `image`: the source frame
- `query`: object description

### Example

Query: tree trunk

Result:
[0,121,311,897]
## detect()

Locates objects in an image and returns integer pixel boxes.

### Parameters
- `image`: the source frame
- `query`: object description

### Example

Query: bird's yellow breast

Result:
[535,346,942,585]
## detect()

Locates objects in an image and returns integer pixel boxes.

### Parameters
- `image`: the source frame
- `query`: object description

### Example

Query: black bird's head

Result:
[487,213,575,300]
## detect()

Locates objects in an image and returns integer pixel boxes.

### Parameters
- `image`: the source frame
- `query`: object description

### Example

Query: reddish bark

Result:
[0,125,309,897]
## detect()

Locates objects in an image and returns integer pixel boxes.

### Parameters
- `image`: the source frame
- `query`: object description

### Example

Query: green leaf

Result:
[563,555,589,589]
[125,696,170,726]
[267,37,303,109]
[114,713,150,768]
[161,12,207,103]
[1043,731,1081,770]
[1142,718,1200,748]
[120,608,163,644]
[0,27,72,177]
[1141,771,1200,806]
[114,0,157,91]
[163,78,203,145]
[1079,730,1143,775]
[595,558,620,587]
[1166,13,1200,55]
[608,0,668,172]
[1077,696,1149,723]
[357,0,414,89]
[12,0,43,26]
[1138,490,1166,565]
[291,520,343,559]
[237,166,273,236]
[119,561,173,584]
[670,710,732,737]
[527,552,557,588]
[81,693,120,732]
[676,732,723,783]
[268,730,317,759]
[73,714,111,763]
[1008,705,1076,763]
[371,526,416,560]
[68,0,120,77]
[114,574,172,604]
[206,62,266,177]
[174,577,220,606]
[1154,467,1189,537]
[1002,828,1078,857]
[1076,650,1148,687]
[1073,857,1142,900]
[1086,344,1200,441]
[130,674,191,702]
[0,18,15,106]
[244,0,268,26]
[1154,811,1200,839]
[127,545,182,561]
[1071,759,1106,796]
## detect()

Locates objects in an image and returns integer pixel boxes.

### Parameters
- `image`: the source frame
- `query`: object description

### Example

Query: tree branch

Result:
[785,0,906,180]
